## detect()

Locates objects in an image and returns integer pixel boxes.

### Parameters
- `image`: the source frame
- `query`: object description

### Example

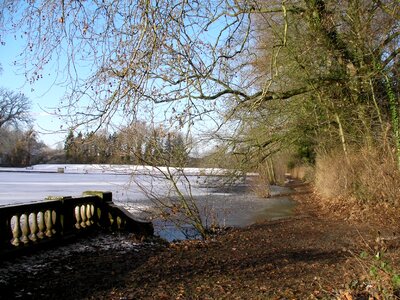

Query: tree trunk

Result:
[385,75,400,170]
[335,113,350,164]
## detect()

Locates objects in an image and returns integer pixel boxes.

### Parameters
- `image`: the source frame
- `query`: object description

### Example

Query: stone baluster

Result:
[75,206,81,229]
[80,205,87,228]
[108,212,114,227]
[11,215,20,247]
[117,216,122,229]
[45,210,53,237]
[86,204,92,226]
[20,214,30,244]
[97,207,102,222]
[29,212,38,242]
[37,211,45,239]
[90,204,95,223]
[51,210,57,234]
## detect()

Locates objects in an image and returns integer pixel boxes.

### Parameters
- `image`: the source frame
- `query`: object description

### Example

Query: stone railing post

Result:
[82,191,112,229]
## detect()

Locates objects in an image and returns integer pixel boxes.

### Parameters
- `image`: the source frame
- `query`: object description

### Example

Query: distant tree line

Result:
[1,122,192,168]
[64,122,189,167]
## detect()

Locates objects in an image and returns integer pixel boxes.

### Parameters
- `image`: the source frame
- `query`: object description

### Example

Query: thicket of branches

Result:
[222,0,399,165]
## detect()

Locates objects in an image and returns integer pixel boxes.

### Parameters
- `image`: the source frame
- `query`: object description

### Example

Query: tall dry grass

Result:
[314,147,400,205]
[290,165,314,182]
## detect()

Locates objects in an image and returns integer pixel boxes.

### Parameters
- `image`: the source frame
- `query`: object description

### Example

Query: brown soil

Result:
[1,182,400,299]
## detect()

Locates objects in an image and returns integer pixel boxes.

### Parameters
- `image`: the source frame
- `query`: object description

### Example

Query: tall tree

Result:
[4,1,397,151]
[0,88,31,129]
[225,0,400,168]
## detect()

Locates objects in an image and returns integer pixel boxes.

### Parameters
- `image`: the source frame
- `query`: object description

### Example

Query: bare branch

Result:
[0,88,32,129]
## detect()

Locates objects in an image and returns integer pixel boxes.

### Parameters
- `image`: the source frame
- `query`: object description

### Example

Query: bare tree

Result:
[0,88,31,129]
[133,165,208,240]
[0,0,310,130]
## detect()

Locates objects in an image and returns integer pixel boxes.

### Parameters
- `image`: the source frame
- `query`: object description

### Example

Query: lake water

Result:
[0,167,296,240]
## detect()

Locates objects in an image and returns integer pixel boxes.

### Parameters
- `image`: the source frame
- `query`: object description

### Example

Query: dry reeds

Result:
[314,147,400,205]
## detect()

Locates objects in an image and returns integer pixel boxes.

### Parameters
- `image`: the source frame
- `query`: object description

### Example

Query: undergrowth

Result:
[339,236,400,300]
[314,147,400,205]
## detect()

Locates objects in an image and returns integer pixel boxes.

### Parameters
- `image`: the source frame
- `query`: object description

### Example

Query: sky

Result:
[0,34,66,148]
[0,38,221,156]
[0,38,220,154]
[0,5,231,153]
[0,35,187,149]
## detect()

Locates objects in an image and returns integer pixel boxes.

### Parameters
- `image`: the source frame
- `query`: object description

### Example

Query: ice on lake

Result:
[0,164,296,240]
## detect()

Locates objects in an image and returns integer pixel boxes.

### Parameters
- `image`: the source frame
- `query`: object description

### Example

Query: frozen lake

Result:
[0,165,296,240]
[0,172,173,205]
[0,164,219,205]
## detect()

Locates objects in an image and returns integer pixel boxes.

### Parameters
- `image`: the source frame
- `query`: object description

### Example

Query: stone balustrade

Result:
[0,191,153,258]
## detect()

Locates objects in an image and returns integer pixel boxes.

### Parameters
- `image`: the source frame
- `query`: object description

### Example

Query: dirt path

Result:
[1,182,399,299]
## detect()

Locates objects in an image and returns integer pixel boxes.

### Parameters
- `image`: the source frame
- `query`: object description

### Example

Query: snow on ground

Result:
[0,232,157,288]
[0,163,247,176]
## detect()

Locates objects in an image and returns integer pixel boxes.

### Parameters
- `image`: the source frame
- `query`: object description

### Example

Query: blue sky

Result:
[0,36,219,152]
[0,37,223,156]
[0,6,232,153]
[0,33,219,153]
[0,34,66,148]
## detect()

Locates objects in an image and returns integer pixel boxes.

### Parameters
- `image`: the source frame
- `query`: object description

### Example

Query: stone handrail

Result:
[0,191,153,258]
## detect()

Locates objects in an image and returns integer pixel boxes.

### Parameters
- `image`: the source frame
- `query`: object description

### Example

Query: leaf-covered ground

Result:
[1,182,399,299]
